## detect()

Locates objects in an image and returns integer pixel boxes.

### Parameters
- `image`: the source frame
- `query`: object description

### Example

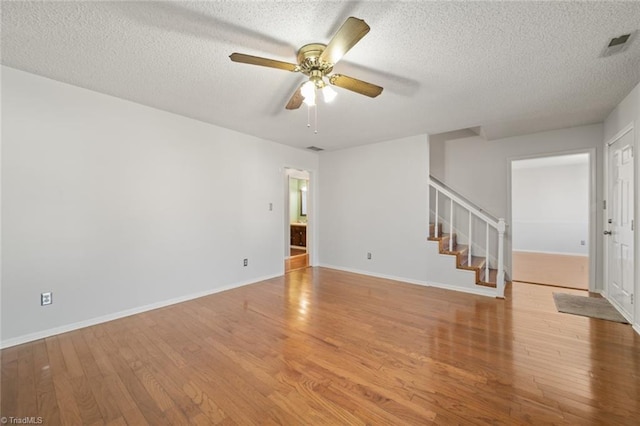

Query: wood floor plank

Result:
[17,344,38,418]
[57,334,84,379]
[69,375,105,425]
[1,348,19,419]
[2,268,640,424]
[50,373,84,425]
[32,340,61,425]
[95,324,172,426]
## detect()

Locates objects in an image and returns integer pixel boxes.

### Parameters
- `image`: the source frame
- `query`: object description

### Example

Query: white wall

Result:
[430,124,604,287]
[318,135,431,284]
[512,157,590,255]
[604,81,640,334]
[1,67,318,346]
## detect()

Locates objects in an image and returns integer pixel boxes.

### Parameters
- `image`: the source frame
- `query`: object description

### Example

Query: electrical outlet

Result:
[269,203,273,211]
[41,292,52,306]
[243,258,248,267]
[367,252,372,260]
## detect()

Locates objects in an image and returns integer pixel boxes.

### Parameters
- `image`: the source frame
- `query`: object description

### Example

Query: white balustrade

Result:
[449,199,453,252]
[485,223,490,280]
[468,212,472,266]
[434,190,439,237]
[429,177,506,298]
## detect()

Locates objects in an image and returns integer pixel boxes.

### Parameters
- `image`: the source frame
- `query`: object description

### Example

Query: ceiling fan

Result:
[229,17,383,110]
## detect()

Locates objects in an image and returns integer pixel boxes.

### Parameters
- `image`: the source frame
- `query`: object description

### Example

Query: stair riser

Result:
[428,224,497,288]
[441,235,458,253]
[429,223,443,236]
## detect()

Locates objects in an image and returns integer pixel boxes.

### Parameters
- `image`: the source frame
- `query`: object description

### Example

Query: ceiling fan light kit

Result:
[301,81,316,106]
[322,85,337,103]
[229,16,383,131]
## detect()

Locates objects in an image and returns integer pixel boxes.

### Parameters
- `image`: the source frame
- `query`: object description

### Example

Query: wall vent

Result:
[306,146,324,151]
[601,31,636,57]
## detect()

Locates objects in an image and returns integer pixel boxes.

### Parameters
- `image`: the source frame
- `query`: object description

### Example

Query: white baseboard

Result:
[0,273,281,349]
[319,264,431,287]
[512,249,588,257]
[633,323,640,336]
[602,294,635,325]
[425,280,498,298]
[318,264,498,298]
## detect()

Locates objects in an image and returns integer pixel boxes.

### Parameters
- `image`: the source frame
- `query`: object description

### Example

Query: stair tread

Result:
[478,269,498,287]
[459,255,486,269]
[428,223,501,290]
[444,244,468,254]
[428,232,455,239]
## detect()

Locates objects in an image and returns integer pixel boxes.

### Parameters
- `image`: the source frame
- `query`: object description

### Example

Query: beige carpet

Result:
[553,293,629,324]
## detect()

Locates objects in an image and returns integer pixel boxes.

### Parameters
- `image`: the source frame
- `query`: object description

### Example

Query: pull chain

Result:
[305,104,319,134]
[314,103,318,134]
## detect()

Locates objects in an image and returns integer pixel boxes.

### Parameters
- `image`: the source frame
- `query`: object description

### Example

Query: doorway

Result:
[511,152,592,289]
[605,125,635,322]
[284,168,310,273]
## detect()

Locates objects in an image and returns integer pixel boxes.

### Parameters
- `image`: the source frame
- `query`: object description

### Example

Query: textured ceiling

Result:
[2,1,640,151]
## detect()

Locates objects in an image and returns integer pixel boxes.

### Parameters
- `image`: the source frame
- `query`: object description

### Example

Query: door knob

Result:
[604,230,612,235]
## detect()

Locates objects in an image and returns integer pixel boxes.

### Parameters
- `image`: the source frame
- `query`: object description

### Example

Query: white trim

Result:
[605,122,634,147]
[512,219,589,224]
[605,294,635,324]
[508,147,597,292]
[588,147,597,293]
[425,280,498,298]
[429,178,499,227]
[283,165,316,267]
[512,249,589,257]
[0,273,281,349]
[318,265,498,298]
[603,123,635,323]
[633,323,640,336]
[319,264,431,287]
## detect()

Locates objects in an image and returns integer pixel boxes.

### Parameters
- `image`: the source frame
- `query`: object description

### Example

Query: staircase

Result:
[428,223,498,288]
[429,176,507,298]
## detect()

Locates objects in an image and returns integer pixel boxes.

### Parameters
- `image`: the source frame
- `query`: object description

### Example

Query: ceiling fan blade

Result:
[285,85,304,110]
[319,17,370,65]
[329,74,383,98]
[229,53,298,72]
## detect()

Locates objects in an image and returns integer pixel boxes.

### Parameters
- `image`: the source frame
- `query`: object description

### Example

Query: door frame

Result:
[283,167,314,270]
[604,122,635,323]
[507,148,597,291]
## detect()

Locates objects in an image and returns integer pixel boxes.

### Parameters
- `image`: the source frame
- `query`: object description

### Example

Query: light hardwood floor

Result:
[512,250,589,289]
[2,268,639,424]
[284,253,308,273]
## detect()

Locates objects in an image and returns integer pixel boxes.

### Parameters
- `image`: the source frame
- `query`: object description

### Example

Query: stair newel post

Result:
[449,199,454,252]
[485,222,490,279]
[468,212,472,266]
[434,189,439,238]
[496,218,506,298]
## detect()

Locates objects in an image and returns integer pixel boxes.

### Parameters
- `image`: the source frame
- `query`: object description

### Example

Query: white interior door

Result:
[606,128,634,320]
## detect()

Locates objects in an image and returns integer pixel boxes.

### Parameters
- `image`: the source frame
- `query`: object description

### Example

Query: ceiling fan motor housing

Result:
[297,43,334,76]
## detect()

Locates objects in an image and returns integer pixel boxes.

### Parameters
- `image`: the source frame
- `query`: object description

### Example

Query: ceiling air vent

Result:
[306,146,324,151]
[601,31,636,57]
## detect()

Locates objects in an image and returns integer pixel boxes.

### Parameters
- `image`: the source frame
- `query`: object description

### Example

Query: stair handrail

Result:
[429,175,506,298]
[429,176,499,227]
